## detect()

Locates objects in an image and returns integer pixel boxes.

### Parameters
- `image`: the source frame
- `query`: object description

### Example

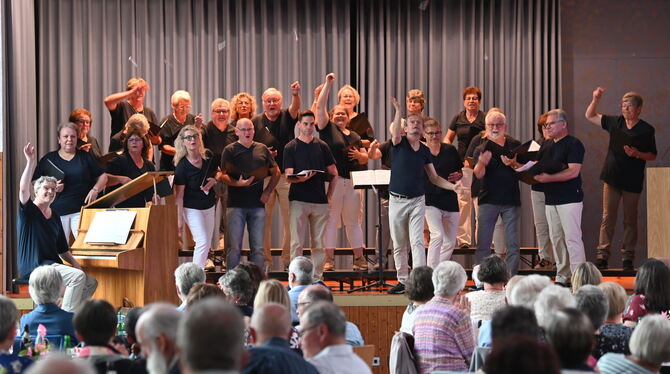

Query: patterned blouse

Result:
[465,290,507,321]
[594,324,633,359]
[623,294,649,322]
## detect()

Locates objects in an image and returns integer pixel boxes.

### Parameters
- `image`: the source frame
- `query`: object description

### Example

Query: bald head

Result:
[250,303,291,344]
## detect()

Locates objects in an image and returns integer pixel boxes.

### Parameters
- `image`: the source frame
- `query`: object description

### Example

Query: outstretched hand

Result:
[23,143,36,162]
[593,87,604,101]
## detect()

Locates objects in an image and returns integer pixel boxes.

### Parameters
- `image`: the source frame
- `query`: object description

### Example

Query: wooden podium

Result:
[647,167,670,259]
[71,172,179,307]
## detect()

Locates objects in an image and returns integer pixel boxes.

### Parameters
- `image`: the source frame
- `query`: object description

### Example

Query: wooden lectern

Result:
[647,168,670,259]
[71,172,179,307]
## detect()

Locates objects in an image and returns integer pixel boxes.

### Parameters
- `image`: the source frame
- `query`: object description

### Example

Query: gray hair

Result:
[0,295,18,339]
[171,90,191,106]
[432,261,467,297]
[629,314,670,365]
[262,88,282,100]
[534,285,576,328]
[485,110,506,125]
[57,122,79,137]
[218,268,253,304]
[509,274,552,309]
[177,298,244,372]
[288,256,314,285]
[210,98,230,110]
[174,262,205,298]
[137,302,181,343]
[33,176,58,194]
[28,265,63,305]
[25,353,96,374]
[301,301,347,338]
[546,108,569,123]
[574,284,609,330]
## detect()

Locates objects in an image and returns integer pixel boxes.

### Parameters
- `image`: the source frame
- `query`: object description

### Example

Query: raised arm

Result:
[104,81,145,111]
[367,139,382,160]
[288,81,301,119]
[19,143,37,205]
[585,87,604,127]
[389,98,403,145]
[316,73,335,130]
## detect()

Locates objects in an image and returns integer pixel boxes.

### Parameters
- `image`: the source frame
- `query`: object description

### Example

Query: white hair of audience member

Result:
[509,274,552,309]
[629,314,670,366]
[574,284,609,330]
[504,275,525,302]
[137,302,181,343]
[302,301,347,338]
[177,298,245,372]
[534,285,576,328]
[174,262,205,299]
[0,296,18,342]
[288,256,314,285]
[432,261,467,297]
[471,264,482,288]
[25,353,95,374]
[170,90,191,106]
[28,265,63,305]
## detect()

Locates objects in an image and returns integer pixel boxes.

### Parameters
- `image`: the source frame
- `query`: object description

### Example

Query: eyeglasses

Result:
[176,104,191,110]
[75,119,91,124]
[298,324,319,337]
[264,98,280,104]
[236,127,254,132]
[621,102,636,109]
[542,120,564,129]
[425,131,442,136]
[464,96,479,101]
[212,109,230,114]
[297,301,311,308]
[182,134,199,141]
[486,123,505,128]
[127,137,144,143]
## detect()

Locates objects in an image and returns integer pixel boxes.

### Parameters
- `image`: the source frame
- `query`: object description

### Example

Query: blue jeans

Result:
[476,204,520,275]
[226,207,265,269]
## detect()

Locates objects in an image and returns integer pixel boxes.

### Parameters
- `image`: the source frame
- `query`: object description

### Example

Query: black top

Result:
[77,136,103,161]
[389,137,432,198]
[108,101,158,142]
[538,135,585,205]
[17,200,68,279]
[203,120,238,167]
[465,133,486,198]
[174,151,218,210]
[159,113,196,171]
[375,141,394,200]
[221,142,276,208]
[448,110,486,160]
[531,137,548,193]
[283,138,335,204]
[105,153,157,208]
[243,337,319,374]
[33,150,105,216]
[348,112,375,143]
[252,109,298,173]
[594,324,633,360]
[318,121,365,178]
[600,115,657,193]
[425,144,462,212]
[473,136,522,206]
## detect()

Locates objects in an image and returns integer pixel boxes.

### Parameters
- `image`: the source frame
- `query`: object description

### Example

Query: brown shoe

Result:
[534,258,555,270]
[353,256,368,270]
[324,257,335,271]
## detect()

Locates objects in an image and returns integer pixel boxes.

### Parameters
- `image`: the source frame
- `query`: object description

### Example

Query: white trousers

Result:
[531,190,553,261]
[60,212,81,241]
[184,206,216,269]
[545,202,586,283]
[389,195,426,284]
[456,168,474,246]
[51,263,97,312]
[424,206,459,268]
[325,178,365,249]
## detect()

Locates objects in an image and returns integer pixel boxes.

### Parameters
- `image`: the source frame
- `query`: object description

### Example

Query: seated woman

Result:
[466,255,509,321]
[571,261,603,293]
[253,279,300,351]
[545,308,596,372]
[399,266,434,335]
[594,282,633,359]
[623,258,670,327]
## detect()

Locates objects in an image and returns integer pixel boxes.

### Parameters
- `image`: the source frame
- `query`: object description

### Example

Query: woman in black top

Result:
[174,125,218,270]
[69,109,102,161]
[337,84,374,147]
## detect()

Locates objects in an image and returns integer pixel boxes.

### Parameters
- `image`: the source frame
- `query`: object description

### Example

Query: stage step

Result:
[180,246,540,257]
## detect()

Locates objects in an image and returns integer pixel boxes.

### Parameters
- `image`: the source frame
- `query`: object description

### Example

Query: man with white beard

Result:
[135,303,182,374]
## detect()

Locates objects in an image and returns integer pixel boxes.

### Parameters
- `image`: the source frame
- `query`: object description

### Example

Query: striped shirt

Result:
[597,353,657,374]
[412,295,475,373]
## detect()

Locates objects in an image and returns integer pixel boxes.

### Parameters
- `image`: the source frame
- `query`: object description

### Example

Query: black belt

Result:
[389,191,420,199]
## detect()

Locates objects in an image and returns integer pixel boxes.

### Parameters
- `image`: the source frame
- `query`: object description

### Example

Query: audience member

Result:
[534,285,576,329]
[236,263,267,307]
[218,269,254,317]
[466,255,509,321]
[400,266,434,335]
[25,354,94,374]
[135,303,182,374]
[574,284,609,332]
[299,301,371,374]
[173,262,205,311]
[244,303,318,373]
[0,295,34,373]
[185,283,225,310]
[571,262,603,293]
[594,282,632,359]
[623,258,670,326]
[483,335,560,374]
[123,307,144,359]
[545,308,595,372]
[253,279,301,352]
[288,256,315,323]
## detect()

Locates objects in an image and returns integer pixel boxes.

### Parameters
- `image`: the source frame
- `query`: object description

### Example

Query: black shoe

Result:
[387,283,406,294]
[595,258,608,270]
[622,260,634,271]
[555,281,572,288]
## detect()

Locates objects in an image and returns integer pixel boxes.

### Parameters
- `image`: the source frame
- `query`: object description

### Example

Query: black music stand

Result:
[348,170,394,293]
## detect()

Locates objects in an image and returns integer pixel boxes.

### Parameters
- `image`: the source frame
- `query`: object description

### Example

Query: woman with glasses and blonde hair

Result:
[174,125,218,269]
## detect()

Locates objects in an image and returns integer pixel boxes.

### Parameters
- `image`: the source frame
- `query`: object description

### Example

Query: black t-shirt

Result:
[538,135,585,205]
[174,151,218,210]
[105,153,157,208]
[77,136,103,161]
[318,121,365,178]
[389,137,432,198]
[252,109,298,173]
[465,133,487,198]
[425,144,463,212]
[531,137,548,193]
[473,136,521,206]
[600,115,657,193]
[159,114,196,171]
[109,101,158,142]
[283,138,335,204]
[33,150,105,216]
[348,112,375,143]
[375,141,394,200]
[449,110,486,160]
[17,200,68,279]
[203,121,238,168]
[221,142,276,208]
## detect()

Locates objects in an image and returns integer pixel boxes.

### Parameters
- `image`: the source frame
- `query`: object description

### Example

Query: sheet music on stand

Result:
[84,210,137,245]
[351,170,391,190]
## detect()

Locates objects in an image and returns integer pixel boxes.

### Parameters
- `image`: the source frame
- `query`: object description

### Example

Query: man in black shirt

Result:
[220,119,280,270]
[386,99,456,294]
[252,83,301,269]
[283,110,337,281]
[585,88,657,270]
[534,109,586,285]
[158,90,203,171]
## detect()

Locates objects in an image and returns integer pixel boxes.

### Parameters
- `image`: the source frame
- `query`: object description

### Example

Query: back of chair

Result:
[352,344,376,368]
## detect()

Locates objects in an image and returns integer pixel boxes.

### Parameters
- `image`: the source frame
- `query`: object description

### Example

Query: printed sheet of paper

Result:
[84,210,137,245]
[351,170,391,186]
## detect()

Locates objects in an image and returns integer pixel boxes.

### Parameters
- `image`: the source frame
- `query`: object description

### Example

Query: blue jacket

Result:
[19,303,78,344]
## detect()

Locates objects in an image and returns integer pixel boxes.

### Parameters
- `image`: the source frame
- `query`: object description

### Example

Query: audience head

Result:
[571,262,602,293]
[235,262,266,305]
[634,258,670,313]
[574,284,609,331]
[598,281,628,321]
[432,261,467,297]
[250,303,292,345]
[288,256,314,287]
[534,284,576,328]
[73,299,117,346]
[174,262,205,302]
[230,92,257,120]
[185,283,225,310]
[545,308,594,368]
[218,268,253,305]
[177,298,245,372]
[491,305,539,343]
[28,265,63,305]
[629,314,670,367]
[136,303,182,374]
[299,301,347,358]
[505,275,525,302]
[478,255,510,285]
[124,306,144,344]
[405,266,434,303]
[0,296,19,350]
[25,354,95,374]
[483,335,560,374]
[297,285,333,318]
[254,279,291,310]
[509,274,551,309]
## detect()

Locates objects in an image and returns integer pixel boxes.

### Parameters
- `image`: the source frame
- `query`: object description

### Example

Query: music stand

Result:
[348,170,394,293]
